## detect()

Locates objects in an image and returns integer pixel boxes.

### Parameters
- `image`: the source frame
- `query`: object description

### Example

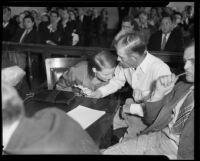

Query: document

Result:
[67,105,106,129]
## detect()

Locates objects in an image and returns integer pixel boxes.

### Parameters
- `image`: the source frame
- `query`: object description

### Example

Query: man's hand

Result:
[156,73,178,91]
[122,98,134,114]
[132,89,150,103]
[86,89,103,98]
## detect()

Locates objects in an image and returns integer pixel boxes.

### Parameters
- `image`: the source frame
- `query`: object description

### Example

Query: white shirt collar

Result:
[137,51,151,73]
[162,32,171,42]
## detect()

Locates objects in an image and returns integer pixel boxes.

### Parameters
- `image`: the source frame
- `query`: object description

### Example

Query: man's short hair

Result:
[24,15,35,22]
[117,31,146,56]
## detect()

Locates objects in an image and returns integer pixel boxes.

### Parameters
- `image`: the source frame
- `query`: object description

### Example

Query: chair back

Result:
[45,57,84,89]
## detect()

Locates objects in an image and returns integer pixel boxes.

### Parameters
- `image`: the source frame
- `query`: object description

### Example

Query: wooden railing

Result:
[2,41,184,89]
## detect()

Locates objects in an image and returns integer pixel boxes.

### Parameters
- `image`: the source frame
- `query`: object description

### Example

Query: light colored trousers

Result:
[103,131,177,159]
[113,107,147,140]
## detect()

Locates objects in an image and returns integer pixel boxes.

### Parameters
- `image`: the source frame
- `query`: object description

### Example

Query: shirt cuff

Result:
[130,104,144,117]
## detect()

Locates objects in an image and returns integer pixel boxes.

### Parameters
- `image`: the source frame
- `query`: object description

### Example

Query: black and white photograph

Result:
[1,1,198,159]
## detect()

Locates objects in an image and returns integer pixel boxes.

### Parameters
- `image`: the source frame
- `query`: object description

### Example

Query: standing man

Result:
[89,32,173,139]
[103,40,195,160]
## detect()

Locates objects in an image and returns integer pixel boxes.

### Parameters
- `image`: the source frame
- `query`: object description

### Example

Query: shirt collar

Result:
[137,51,151,73]
[162,32,171,40]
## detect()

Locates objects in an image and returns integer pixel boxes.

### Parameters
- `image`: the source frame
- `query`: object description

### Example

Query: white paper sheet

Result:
[67,105,106,129]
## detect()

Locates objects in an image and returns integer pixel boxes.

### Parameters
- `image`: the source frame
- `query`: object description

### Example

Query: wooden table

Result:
[23,90,120,148]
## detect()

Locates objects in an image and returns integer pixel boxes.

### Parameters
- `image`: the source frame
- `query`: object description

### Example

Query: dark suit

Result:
[58,20,78,46]
[76,15,91,46]
[147,29,184,52]
[39,22,61,45]
[11,28,40,44]
[141,81,194,159]
[3,20,18,41]
[4,108,100,154]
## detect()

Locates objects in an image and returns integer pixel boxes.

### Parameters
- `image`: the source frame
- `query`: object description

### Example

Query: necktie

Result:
[161,34,167,50]
[172,89,194,135]
[19,30,28,43]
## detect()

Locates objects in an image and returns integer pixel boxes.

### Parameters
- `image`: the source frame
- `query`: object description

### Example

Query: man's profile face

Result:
[184,45,195,83]
[116,39,138,69]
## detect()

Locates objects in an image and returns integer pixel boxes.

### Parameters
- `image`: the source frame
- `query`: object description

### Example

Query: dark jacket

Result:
[3,20,18,41]
[147,29,184,52]
[5,108,100,154]
[58,20,78,46]
[11,28,40,44]
[141,81,194,159]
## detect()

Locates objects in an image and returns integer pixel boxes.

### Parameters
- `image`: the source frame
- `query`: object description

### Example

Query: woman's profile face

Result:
[96,67,115,82]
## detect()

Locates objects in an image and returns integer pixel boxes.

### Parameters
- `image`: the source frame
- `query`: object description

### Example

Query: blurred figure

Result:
[111,16,138,48]
[98,8,109,47]
[76,7,89,46]
[31,9,41,30]
[137,12,157,44]
[58,8,79,46]
[2,81,100,154]
[3,7,18,41]
[39,10,61,45]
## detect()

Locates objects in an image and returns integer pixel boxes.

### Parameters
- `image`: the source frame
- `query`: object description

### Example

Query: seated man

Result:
[2,81,100,154]
[55,50,117,96]
[103,40,195,159]
[147,15,184,52]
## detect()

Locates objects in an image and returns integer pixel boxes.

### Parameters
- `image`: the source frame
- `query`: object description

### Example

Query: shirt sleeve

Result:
[150,62,174,102]
[98,65,126,97]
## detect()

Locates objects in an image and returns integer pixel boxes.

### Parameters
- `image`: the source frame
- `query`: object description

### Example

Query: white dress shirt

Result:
[98,51,172,102]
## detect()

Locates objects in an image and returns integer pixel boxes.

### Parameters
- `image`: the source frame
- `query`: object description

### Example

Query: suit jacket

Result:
[5,108,100,154]
[147,29,184,52]
[11,28,40,44]
[56,61,109,92]
[39,22,61,45]
[58,20,77,46]
[140,81,194,159]
[3,20,18,41]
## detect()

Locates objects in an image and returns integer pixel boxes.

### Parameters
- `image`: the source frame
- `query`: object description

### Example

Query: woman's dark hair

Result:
[87,50,117,78]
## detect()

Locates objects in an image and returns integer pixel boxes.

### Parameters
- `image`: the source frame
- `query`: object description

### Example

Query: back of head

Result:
[88,50,117,77]
[2,82,24,126]
[116,31,146,57]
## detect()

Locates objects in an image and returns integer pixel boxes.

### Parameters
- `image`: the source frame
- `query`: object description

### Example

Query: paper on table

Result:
[67,105,106,129]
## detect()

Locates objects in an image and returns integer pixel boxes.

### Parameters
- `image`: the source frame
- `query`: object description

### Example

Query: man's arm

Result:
[89,65,126,98]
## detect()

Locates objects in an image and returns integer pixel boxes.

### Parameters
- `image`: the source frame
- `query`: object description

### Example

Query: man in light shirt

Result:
[103,40,195,160]
[89,32,173,139]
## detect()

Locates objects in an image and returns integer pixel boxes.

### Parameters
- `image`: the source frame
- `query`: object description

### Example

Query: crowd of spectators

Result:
[3,6,194,49]
[3,7,109,47]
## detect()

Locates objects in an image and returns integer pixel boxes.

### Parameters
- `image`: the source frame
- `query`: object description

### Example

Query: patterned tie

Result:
[172,89,194,135]
[161,34,167,50]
